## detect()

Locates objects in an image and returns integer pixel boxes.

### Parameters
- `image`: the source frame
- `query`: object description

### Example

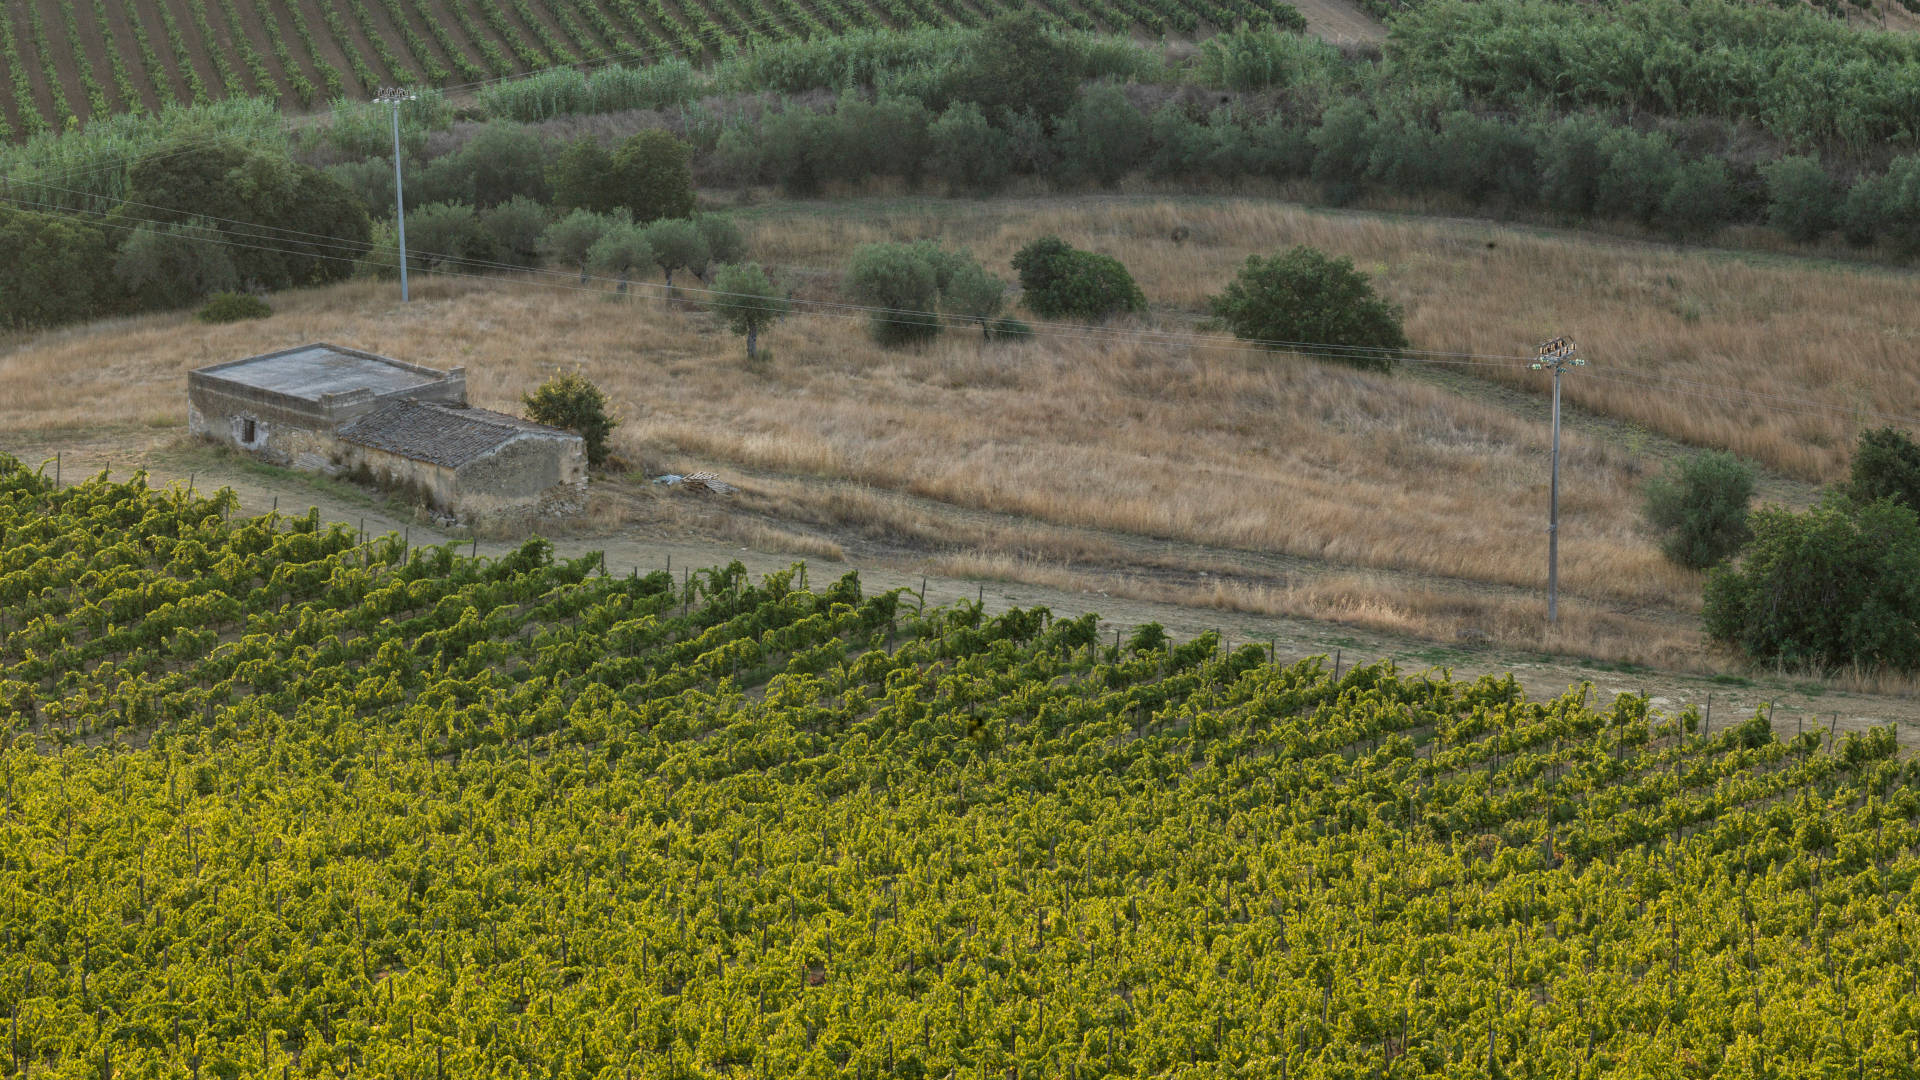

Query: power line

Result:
[1580,368,1920,430]
[11,180,1911,441]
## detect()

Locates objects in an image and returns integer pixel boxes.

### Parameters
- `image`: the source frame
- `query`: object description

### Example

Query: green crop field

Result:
[4,454,1920,1076]
[0,0,1299,140]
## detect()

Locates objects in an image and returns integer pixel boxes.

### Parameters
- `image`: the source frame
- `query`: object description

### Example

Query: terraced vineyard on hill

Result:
[4,455,1920,1075]
[0,0,1296,137]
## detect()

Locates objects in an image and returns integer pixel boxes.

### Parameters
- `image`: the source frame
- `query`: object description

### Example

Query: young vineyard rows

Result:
[0,0,1289,137]
[2,453,1920,1076]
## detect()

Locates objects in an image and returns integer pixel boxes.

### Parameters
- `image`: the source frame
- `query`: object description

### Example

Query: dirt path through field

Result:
[10,428,1917,748]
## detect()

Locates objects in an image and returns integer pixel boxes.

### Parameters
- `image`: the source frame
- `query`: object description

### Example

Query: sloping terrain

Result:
[0,0,1306,133]
[6,194,1916,683]
[2,456,1918,1074]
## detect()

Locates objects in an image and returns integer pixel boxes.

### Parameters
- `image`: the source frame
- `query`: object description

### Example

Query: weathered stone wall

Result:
[187,381,334,466]
[188,359,580,526]
[187,365,466,465]
[338,445,459,511]
[451,433,589,524]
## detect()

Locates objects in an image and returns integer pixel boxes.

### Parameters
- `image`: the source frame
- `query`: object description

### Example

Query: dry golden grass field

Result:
[5,194,1916,679]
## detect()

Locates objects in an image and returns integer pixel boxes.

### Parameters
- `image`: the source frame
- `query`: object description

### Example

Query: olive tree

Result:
[712,262,790,361]
[1206,245,1406,371]
[587,223,653,293]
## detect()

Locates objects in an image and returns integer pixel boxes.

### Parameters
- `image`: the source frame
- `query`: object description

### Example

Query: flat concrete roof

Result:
[194,344,447,401]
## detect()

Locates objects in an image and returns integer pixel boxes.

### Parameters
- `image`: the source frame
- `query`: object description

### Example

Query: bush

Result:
[1206,246,1406,371]
[1429,111,1538,204]
[1847,427,1920,512]
[1010,236,1145,321]
[1641,451,1755,569]
[1760,155,1836,243]
[939,257,1005,339]
[1839,170,1889,248]
[1658,158,1734,239]
[523,371,615,468]
[954,12,1081,127]
[758,107,831,196]
[846,243,943,346]
[1703,496,1920,672]
[1147,106,1211,180]
[1537,113,1611,216]
[326,157,396,218]
[117,140,368,294]
[1056,84,1149,187]
[826,94,931,185]
[587,222,653,292]
[1309,100,1375,201]
[0,207,115,328]
[541,208,625,282]
[1195,24,1332,91]
[402,202,493,271]
[1878,155,1920,255]
[1000,107,1061,177]
[928,101,1011,194]
[986,315,1032,341]
[693,214,746,271]
[196,291,272,323]
[480,196,553,268]
[642,218,709,288]
[548,137,620,214]
[411,153,476,207]
[114,220,238,310]
[461,121,551,208]
[1594,128,1680,225]
[612,129,695,223]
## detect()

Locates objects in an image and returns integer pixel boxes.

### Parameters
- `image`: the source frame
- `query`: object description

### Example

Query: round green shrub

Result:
[1703,496,1920,672]
[524,371,616,468]
[1206,246,1406,371]
[1010,236,1145,321]
[1641,451,1755,569]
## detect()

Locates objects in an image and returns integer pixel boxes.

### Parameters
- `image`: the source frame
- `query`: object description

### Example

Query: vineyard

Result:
[4,455,1920,1076]
[0,0,1296,138]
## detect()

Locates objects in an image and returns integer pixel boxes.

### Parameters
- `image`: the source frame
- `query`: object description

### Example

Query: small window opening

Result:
[241,418,257,442]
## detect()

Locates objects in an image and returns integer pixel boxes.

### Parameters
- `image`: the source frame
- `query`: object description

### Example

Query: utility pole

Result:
[374,87,418,302]
[1532,336,1583,623]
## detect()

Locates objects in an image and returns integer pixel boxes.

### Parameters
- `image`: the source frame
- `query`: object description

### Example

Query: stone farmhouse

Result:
[188,344,587,523]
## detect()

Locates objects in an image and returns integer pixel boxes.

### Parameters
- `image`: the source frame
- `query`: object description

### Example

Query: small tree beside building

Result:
[524,371,616,468]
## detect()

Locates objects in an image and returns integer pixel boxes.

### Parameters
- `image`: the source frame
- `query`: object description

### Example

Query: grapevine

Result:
[2,455,1920,1074]
[275,0,346,100]
[244,0,317,107]
[181,0,247,99]
[154,0,213,103]
[23,2,76,128]
[58,1,115,119]
[0,8,42,138]
[116,0,176,109]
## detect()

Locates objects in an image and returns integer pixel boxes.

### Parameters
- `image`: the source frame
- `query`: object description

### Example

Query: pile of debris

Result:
[653,470,736,495]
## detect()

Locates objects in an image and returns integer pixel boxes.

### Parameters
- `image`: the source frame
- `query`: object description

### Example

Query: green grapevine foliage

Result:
[1,452,1919,1076]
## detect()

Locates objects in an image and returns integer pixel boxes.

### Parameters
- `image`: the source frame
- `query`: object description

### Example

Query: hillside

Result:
[2,456,1917,1076]
[10,194,1920,680]
[0,0,1302,136]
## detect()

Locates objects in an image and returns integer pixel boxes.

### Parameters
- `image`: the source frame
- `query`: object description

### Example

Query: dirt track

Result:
[11,428,1919,749]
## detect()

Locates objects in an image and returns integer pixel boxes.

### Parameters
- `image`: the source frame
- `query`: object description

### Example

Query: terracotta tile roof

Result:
[336,399,575,469]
